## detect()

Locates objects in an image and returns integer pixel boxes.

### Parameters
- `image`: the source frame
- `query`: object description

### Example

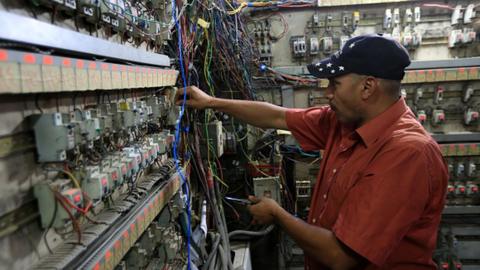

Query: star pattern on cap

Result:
[312,61,346,76]
[349,42,356,49]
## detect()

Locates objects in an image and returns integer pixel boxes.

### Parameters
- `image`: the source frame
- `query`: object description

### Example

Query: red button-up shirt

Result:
[285,98,448,270]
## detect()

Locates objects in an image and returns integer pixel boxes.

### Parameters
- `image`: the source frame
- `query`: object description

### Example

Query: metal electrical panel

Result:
[200,120,225,159]
[253,176,281,203]
[34,180,84,229]
[30,113,75,162]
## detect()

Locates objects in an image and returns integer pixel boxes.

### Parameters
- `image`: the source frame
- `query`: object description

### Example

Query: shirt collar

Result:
[355,97,408,148]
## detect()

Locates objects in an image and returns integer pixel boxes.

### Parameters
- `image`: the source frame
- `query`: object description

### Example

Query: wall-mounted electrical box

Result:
[321,37,333,54]
[34,180,84,229]
[383,9,392,29]
[82,166,110,203]
[31,113,76,162]
[253,176,281,203]
[199,120,224,159]
[291,36,307,57]
[309,37,319,55]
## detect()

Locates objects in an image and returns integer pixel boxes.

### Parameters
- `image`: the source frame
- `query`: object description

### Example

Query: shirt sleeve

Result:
[332,145,431,266]
[285,106,336,151]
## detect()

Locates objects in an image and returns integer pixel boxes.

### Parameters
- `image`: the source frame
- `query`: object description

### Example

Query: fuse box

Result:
[199,120,224,159]
[34,180,84,229]
[123,147,142,175]
[82,166,110,203]
[253,176,281,203]
[31,113,76,162]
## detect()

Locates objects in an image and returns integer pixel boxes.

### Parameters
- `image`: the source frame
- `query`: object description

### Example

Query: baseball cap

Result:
[307,34,411,80]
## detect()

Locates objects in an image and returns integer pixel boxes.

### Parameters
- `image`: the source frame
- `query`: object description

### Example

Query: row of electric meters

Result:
[34,131,173,229]
[30,95,174,162]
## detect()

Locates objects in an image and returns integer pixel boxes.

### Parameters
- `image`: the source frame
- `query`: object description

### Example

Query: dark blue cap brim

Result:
[307,57,350,79]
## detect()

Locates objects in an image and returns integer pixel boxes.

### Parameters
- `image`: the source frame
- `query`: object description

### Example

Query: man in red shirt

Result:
[177,34,448,269]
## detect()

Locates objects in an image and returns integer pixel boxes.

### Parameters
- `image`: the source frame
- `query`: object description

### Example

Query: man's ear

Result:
[361,76,377,99]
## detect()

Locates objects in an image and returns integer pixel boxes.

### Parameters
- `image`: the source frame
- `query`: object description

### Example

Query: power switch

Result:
[466,183,479,196]
[464,109,479,125]
[417,110,427,125]
[455,163,465,177]
[432,110,445,126]
[466,161,476,177]
[434,86,444,104]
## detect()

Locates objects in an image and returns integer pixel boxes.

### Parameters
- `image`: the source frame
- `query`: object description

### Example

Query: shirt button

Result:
[333,168,337,173]
[312,218,316,223]
[323,194,327,199]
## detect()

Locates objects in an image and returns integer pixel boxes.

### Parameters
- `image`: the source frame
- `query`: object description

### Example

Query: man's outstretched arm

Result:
[175,86,288,130]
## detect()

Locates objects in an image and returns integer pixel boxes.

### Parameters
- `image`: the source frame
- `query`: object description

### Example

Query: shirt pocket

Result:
[322,172,362,227]
[333,171,362,194]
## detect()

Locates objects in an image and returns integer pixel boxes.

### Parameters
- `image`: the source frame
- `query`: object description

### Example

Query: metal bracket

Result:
[0,11,170,67]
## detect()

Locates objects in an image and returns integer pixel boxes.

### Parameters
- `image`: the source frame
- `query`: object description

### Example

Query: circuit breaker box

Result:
[34,180,84,229]
[30,113,76,162]
[82,166,110,203]
[253,176,281,203]
[199,120,224,159]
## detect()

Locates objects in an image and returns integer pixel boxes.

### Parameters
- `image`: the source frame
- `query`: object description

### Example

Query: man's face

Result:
[325,74,365,127]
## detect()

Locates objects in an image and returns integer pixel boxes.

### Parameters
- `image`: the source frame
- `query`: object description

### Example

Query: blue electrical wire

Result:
[171,0,191,269]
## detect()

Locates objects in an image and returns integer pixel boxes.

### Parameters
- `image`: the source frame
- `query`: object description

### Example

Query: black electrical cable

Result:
[43,196,58,254]
[201,233,221,270]
[228,224,275,239]
[34,94,44,114]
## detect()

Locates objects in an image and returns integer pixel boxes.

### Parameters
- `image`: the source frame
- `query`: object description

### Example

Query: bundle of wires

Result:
[227,0,315,14]
[171,0,191,269]
[173,0,258,101]
[168,0,283,269]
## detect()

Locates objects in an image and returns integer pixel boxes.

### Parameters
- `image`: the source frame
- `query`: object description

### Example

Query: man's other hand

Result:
[175,86,214,109]
[248,195,282,225]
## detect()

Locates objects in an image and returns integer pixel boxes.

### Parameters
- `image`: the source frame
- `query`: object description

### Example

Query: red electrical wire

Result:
[215,157,224,184]
[422,3,455,10]
[53,190,82,243]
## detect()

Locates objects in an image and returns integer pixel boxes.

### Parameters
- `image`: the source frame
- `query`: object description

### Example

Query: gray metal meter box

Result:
[135,101,148,124]
[129,101,141,125]
[152,134,168,154]
[110,103,135,129]
[78,0,101,24]
[158,96,170,117]
[121,154,134,178]
[82,166,110,203]
[199,120,224,158]
[123,147,141,175]
[34,180,84,229]
[90,108,113,134]
[75,110,100,141]
[166,105,180,126]
[146,96,166,119]
[31,113,75,162]
[166,87,179,126]
[253,176,281,203]
[62,113,83,145]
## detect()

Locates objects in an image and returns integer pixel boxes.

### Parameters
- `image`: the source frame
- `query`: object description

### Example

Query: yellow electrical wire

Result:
[227,2,248,15]
[59,169,81,190]
[213,172,229,189]
[227,1,276,15]
[239,145,277,178]
[224,0,237,10]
